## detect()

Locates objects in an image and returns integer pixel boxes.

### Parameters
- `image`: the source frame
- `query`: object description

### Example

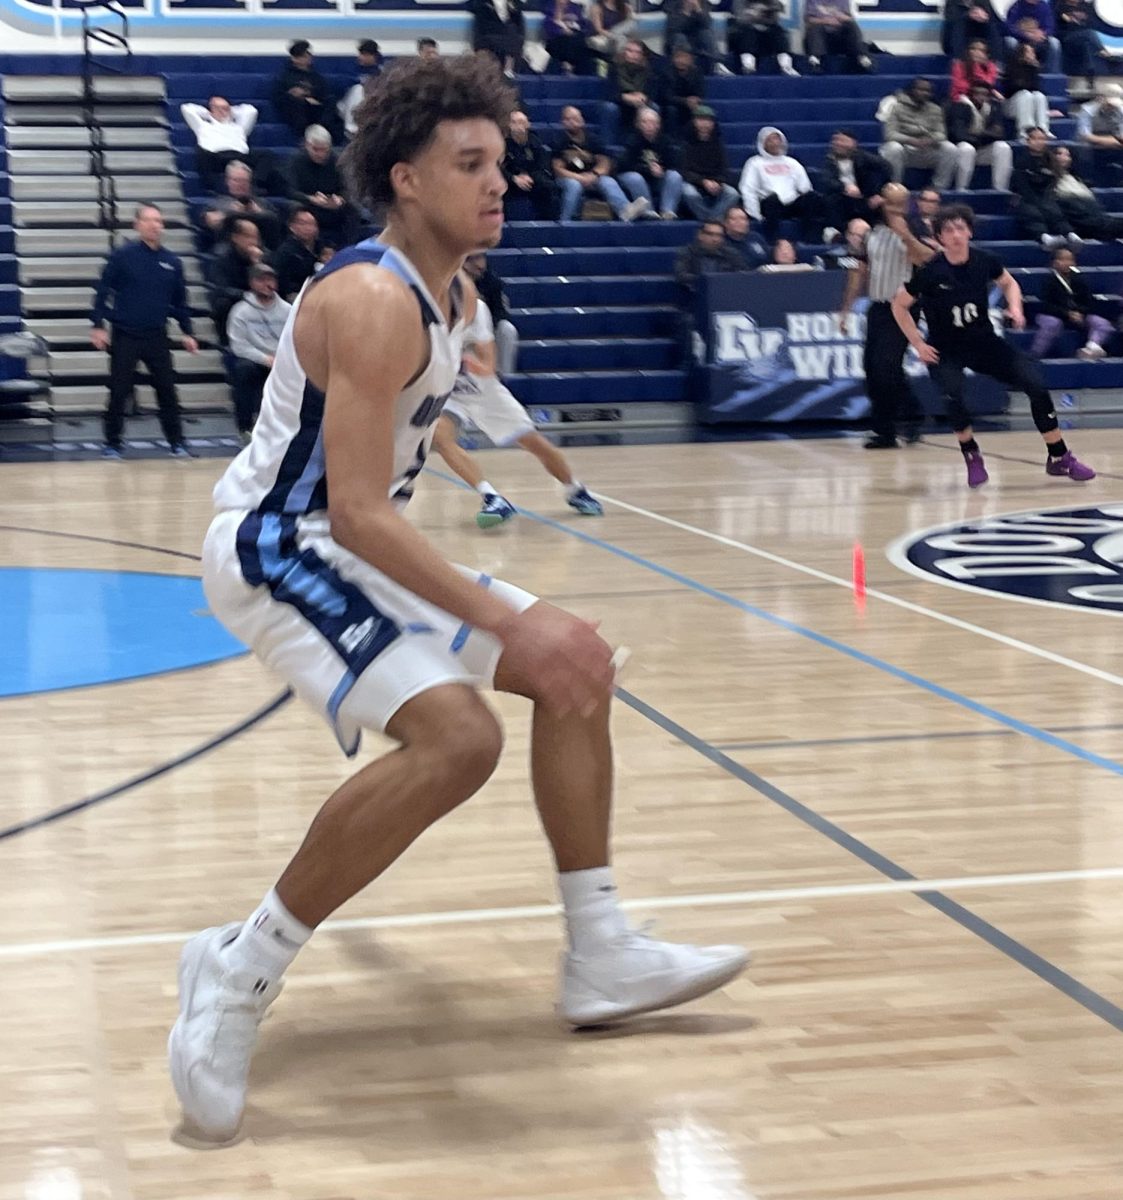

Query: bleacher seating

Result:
[3,47,1123,430]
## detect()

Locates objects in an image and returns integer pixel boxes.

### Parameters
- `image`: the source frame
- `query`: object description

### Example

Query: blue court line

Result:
[714,721,1123,753]
[617,686,1123,1034]
[425,468,1123,780]
[0,690,292,843]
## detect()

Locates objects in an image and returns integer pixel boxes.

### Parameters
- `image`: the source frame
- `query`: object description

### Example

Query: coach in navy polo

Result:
[90,203,198,458]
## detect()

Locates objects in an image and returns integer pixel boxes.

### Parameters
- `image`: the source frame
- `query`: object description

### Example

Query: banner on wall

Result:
[695,271,1007,425]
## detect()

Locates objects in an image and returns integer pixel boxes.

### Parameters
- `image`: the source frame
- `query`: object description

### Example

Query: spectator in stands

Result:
[1050,144,1123,238]
[1032,246,1111,358]
[948,82,1013,190]
[339,39,383,138]
[542,0,595,75]
[201,160,282,251]
[879,78,959,189]
[723,204,770,268]
[226,263,292,441]
[287,125,356,248]
[1011,126,1073,247]
[912,185,942,243]
[664,0,719,70]
[949,40,999,101]
[504,109,557,220]
[274,208,330,301]
[471,0,525,75]
[762,238,813,270]
[464,251,519,375]
[589,0,637,67]
[1056,0,1109,90]
[942,0,1003,60]
[803,0,872,74]
[821,128,891,239]
[1004,42,1056,136]
[727,0,798,76]
[417,37,440,60]
[1004,0,1061,72]
[675,219,745,360]
[552,105,646,220]
[1076,84,1123,184]
[90,203,197,459]
[608,38,659,140]
[272,40,336,141]
[618,108,684,219]
[208,216,267,343]
[740,126,825,242]
[666,47,707,135]
[181,96,266,195]
[681,106,739,221]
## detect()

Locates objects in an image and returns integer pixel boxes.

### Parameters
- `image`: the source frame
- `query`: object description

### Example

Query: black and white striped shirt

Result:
[866,224,911,303]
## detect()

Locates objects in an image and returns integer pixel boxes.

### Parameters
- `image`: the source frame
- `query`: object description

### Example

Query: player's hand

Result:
[915,341,939,364]
[498,605,616,717]
[837,310,850,334]
[90,328,110,352]
[463,352,488,376]
[1007,309,1026,331]
[182,335,199,354]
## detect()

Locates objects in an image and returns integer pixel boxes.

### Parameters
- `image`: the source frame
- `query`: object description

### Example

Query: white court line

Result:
[4,865,1123,960]
[593,490,1123,692]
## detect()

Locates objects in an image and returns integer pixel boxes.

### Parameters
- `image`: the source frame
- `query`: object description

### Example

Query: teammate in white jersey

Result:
[169,54,749,1144]
[433,253,604,527]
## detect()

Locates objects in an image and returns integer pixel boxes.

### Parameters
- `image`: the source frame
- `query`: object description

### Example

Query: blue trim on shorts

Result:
[235,512,403,751]
[449,574,492,654]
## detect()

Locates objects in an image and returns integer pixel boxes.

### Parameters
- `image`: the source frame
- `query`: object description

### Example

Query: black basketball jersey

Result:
[905,248,1004,352]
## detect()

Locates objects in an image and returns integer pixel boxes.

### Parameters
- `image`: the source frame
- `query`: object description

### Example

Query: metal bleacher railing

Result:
[79,0,130,248]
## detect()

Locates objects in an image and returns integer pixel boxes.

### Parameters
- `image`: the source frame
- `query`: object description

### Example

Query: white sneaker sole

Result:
[168,929,245,1145]
[560,949,751,1028]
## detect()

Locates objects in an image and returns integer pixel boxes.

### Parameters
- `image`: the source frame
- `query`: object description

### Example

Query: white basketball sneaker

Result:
[558,926,750,1027]
[168,922,283,1142]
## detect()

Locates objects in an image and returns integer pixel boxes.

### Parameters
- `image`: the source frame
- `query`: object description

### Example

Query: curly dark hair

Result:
[932,203,975,237]
[342,54,516,211]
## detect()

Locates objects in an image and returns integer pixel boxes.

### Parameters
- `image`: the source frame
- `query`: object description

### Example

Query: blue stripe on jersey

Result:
[259,378,327,515]
[235,512,403,751]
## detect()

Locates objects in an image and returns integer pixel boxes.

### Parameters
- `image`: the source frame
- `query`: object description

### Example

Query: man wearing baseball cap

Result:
[225,263,292,442]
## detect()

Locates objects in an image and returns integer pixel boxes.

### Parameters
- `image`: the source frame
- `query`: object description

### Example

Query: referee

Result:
[90,203,198,459]
[839,182,934,449]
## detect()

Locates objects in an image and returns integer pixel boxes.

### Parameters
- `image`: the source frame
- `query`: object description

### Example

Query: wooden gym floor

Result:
[2,429,1123,1200]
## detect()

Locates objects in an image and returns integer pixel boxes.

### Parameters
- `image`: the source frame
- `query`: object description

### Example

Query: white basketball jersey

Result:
[213,240,466,521]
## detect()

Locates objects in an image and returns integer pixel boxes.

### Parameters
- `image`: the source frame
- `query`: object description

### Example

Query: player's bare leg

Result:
[515,431,603,516]
[431,414,516,528]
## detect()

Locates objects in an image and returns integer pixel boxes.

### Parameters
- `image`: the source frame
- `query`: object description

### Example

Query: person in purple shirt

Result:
[1004,0,1060,72]
[542,0,594,74]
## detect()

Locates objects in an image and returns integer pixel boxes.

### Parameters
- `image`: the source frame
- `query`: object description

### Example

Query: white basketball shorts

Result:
[203,508,537,755]
[443,372,537,447]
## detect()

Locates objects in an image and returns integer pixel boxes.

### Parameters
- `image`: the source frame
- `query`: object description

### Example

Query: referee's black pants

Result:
[928,336,1058,434]
[105,328,184,449]
[863,301,922,440]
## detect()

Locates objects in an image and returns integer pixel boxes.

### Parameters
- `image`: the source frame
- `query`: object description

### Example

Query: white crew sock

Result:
[221,889,313,983]
[477,480,498,498]
[564,480,585,498]
[558,866,629,954]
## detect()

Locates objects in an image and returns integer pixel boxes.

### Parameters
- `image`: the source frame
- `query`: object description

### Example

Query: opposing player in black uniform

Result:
[891,203,1096,488]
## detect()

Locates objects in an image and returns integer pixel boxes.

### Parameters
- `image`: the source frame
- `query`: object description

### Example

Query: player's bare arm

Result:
[891,283,938,362]
[995,269,1025,328]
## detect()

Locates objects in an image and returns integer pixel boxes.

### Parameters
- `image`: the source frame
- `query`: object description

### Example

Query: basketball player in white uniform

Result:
[169,55,749,1144]
[433,253,603,527]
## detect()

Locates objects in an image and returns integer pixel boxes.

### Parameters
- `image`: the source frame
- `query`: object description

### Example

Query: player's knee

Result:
[430,705,504,796]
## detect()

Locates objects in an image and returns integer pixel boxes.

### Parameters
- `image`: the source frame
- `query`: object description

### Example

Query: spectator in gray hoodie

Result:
[879,77,959,189]
[226,263,292,440]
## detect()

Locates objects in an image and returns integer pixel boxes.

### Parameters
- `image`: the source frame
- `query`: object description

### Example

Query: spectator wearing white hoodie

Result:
[739,127,825,242]
[226,263,292,440]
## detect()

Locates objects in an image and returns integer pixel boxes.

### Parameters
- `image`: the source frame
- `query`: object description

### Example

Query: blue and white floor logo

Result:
[888,505,1123,616]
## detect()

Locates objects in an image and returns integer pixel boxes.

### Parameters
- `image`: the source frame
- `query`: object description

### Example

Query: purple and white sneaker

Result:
[1045,451,1096,481]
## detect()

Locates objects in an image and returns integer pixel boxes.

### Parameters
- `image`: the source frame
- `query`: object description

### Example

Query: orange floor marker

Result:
[852,541,867,613]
